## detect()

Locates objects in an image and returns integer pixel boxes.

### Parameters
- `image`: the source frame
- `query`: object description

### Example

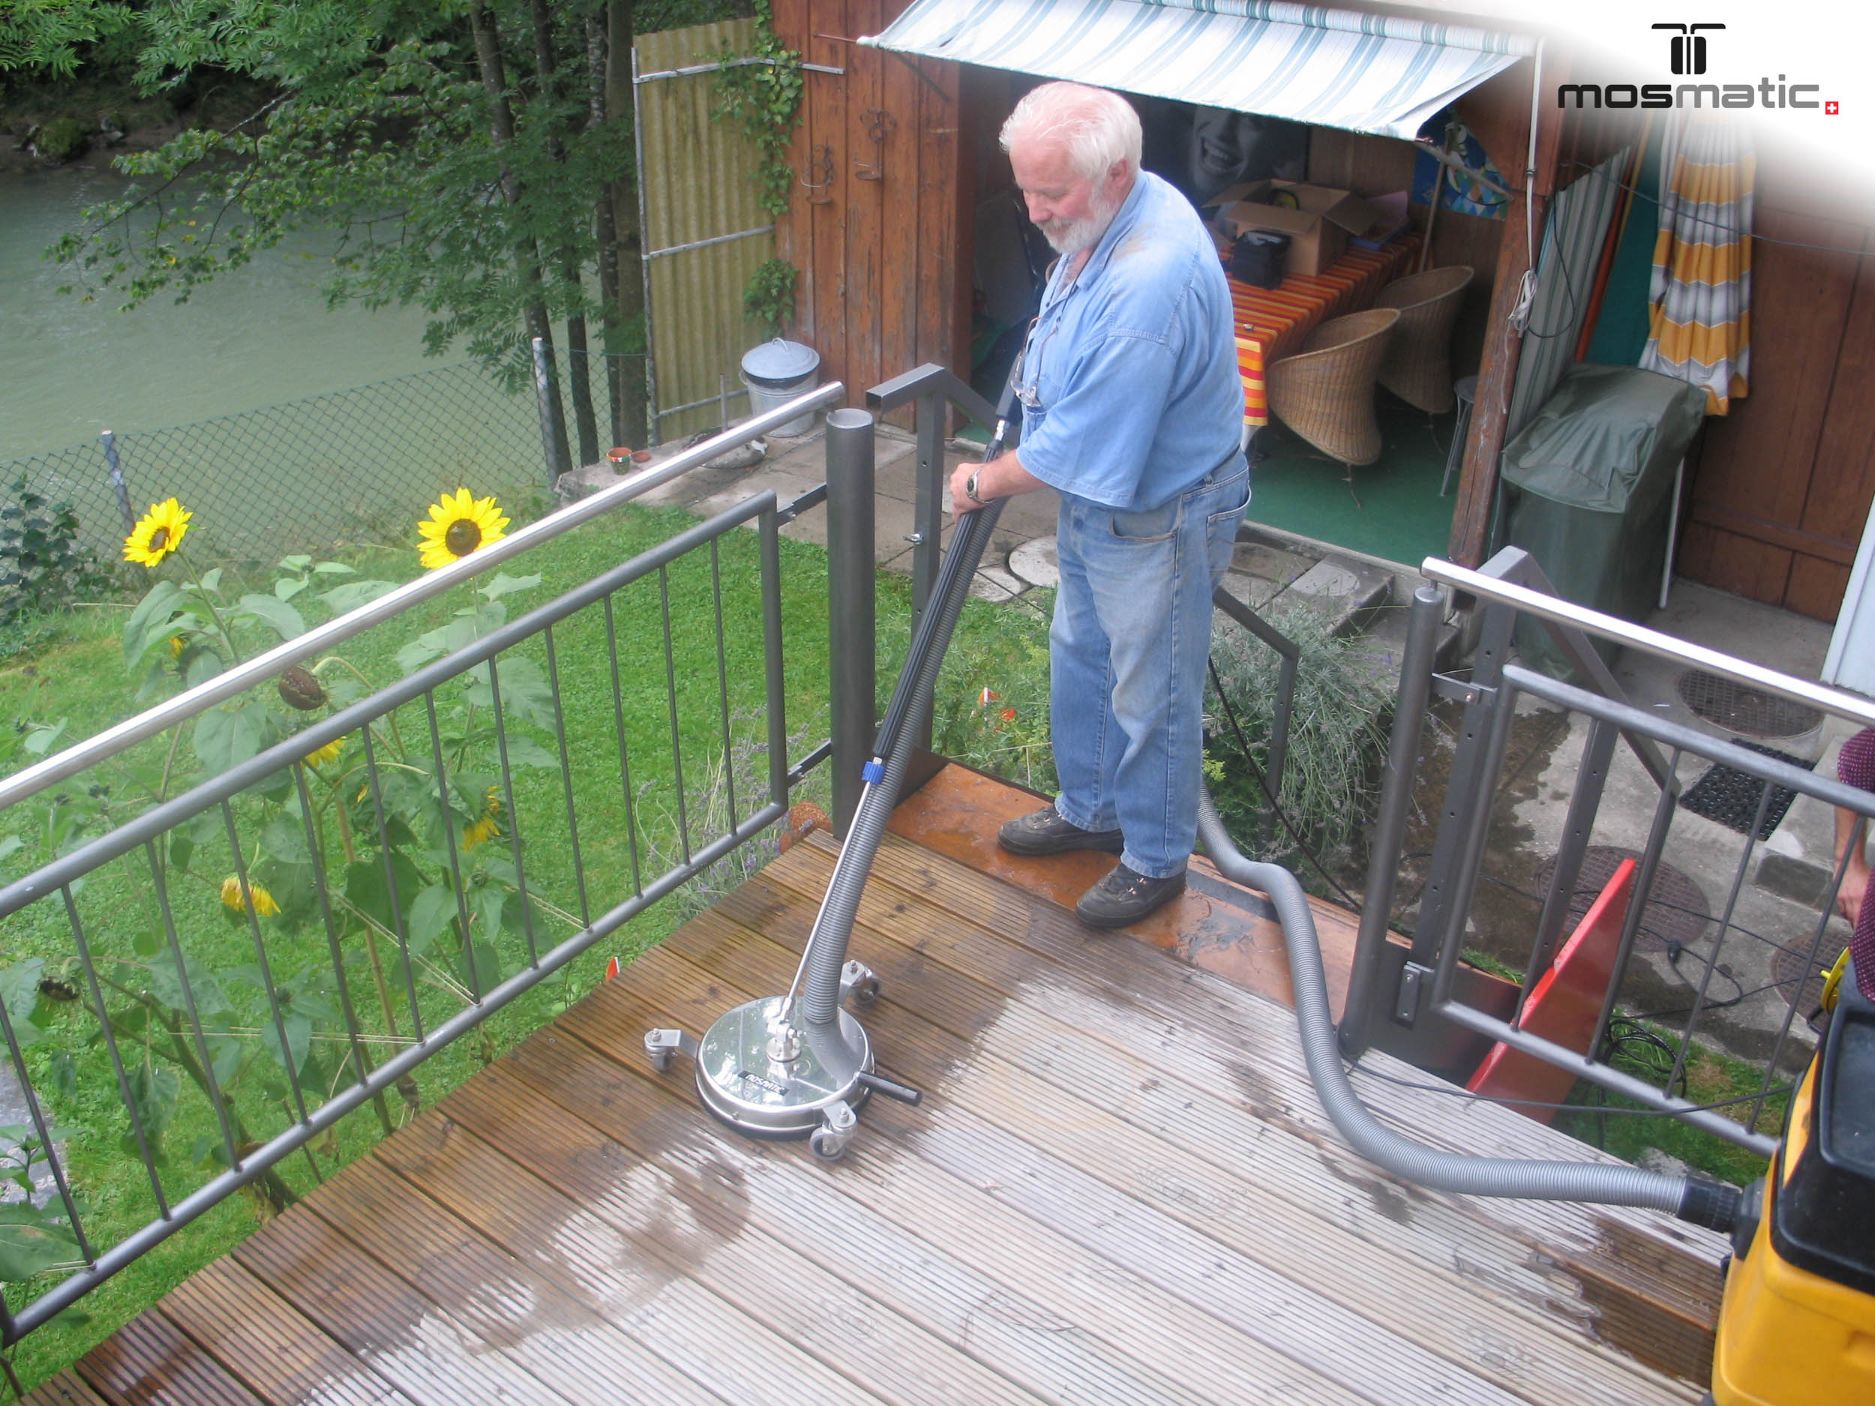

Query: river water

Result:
[1,163,436,460]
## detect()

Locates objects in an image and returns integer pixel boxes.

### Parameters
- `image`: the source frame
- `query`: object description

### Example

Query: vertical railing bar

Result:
[709,537,739,828]
[425,690,481,1003]
[1340,584,1441,1056]
[602,594,646,898]
[542,625,591,931]
[290,765,393,1136]
[658,564,692,863]
[220,801,310,1129]
[1430,673,1522,1004]
[0,917,93,1263]
[145,841,243,1172]
[485,656,540,968]
[1515,717,1618,1029]
[760,506,790,807]
[1667,780,1776,1094]
[61,887,169,1218]
[360,723,425,1044]
[1751,894,1838,1133]
[1588,745,1687,1061]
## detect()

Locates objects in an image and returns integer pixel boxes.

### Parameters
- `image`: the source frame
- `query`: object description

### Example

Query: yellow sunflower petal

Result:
[123,497,193,568]
[415,487,508,570]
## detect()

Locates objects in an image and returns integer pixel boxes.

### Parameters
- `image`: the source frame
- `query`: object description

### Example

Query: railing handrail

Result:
[0,383,845,813]
[1424,554,1875,730]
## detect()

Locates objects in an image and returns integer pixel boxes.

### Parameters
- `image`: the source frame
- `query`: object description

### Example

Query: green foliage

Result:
[1556,1018,1780,1186]
[32,114,90,161]
[743,256,798,340]
[0,476,109,628]
[711,0,804,220]
[1203,605,1393,868]
[0,0,132,77]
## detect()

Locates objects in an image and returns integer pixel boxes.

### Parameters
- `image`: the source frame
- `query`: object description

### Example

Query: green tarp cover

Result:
[1501,365,1707,669]
[1502,365,1706,512]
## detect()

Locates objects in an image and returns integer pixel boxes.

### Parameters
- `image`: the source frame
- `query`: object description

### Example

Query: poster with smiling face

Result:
[1136,96,1310,210]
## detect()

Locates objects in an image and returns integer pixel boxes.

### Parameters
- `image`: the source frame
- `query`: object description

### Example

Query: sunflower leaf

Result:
[236,593,305,643]
[319,579,397,615]
[0,1212,81,1282]
[122,580,185,665]
[476,573,540,603]
[193,703,270,774]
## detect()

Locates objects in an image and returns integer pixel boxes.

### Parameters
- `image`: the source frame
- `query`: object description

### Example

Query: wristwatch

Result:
[965,467,986,504]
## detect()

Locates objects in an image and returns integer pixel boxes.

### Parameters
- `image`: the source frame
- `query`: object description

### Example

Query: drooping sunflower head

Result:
[417,488,509,570]
[463,786,503,851]
[123,498,192,568]
[220,874,281,917]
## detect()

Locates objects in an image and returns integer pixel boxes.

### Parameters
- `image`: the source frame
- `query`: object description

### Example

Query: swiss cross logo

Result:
[1827,100,1841,115]
[1652,22,1725,75]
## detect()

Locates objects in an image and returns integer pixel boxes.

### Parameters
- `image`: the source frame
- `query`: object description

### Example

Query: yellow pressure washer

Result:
[1706,952,1875,1405]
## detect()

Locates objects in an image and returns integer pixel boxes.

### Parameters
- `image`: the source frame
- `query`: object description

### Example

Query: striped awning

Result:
[861,0,1535,143]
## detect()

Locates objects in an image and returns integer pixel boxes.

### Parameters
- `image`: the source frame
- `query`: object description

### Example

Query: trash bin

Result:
[740,338,821,436]
[1498,364,1706,675]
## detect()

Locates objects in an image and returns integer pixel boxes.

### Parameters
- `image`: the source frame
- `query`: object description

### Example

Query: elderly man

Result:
[951,81,1249,928]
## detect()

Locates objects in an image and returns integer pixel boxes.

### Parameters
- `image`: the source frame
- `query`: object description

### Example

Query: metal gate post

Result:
[826,408,877,839]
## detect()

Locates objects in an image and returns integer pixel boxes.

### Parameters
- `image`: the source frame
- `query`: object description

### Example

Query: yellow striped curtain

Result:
[1639,114,1753,415]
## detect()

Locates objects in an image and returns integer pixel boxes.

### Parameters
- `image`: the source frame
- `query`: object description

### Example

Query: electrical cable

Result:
[1204,654,1366,914]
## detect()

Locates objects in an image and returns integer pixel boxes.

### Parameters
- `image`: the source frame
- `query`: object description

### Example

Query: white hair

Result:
[999,82,1142,182]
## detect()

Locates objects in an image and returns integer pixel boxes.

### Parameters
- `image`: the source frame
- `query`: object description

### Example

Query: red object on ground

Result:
[604,955,621,982]
[1466,857,1637,1124]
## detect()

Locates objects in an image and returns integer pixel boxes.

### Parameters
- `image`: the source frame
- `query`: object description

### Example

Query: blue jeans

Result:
[1049,461,1250,879]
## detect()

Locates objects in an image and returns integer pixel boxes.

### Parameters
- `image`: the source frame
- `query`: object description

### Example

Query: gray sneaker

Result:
[1075,863,1187,929]
[998,806,1126,856]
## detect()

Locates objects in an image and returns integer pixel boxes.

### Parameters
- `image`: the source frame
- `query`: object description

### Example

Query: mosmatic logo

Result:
[1558,19,1840,114]
[1652,22,1724,76]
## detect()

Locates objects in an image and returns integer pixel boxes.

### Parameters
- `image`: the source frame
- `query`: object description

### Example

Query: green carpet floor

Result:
[1245,395,1460,567]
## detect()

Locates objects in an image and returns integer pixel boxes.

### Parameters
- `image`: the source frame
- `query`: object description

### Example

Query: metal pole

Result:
[1340,584,1443,1058]
[99,430,134,535]
[530,337,565,482]
[825,408,876,840]
[909,389,946,756]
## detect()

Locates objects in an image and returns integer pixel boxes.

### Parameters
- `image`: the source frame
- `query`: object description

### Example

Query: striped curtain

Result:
[1639,114,1753,415]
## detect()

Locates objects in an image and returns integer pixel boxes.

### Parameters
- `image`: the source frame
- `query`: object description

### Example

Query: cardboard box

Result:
[1214,180,1377,276]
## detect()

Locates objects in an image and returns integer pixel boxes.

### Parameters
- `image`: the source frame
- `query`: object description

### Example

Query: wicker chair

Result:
[1266,308,1400,490]
[1373,265,1474,413]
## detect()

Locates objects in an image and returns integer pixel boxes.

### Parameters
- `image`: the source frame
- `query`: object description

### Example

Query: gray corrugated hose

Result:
[1195,791,1741,1231]
[800,499,1006,1029]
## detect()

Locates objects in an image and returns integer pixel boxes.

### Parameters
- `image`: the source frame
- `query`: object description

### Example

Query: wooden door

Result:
[1678,167,1875,621]
[772,0,966,411]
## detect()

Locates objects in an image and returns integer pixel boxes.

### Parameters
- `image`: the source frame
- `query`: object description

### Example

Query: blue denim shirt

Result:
[1013,170,1246,512]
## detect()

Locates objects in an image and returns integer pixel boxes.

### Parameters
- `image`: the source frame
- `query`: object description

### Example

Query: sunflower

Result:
[166,634,186,659]
[303,736,345,768]
[463,787,503,851]
[417,488,509,570]
[123,498,192,568]
[220,874,281,918]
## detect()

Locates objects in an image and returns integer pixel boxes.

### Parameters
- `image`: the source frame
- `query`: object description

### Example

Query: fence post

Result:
[98,430,135,536]
[530,337,568,483]
[1340,583,1445,1059]
[825,408,877,840]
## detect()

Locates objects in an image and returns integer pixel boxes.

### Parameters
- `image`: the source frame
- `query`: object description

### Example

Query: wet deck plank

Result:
[40,780,1724,1404]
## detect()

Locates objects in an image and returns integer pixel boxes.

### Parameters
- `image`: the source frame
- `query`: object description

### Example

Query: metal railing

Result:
[0,385,855,1344]
[1344,547,1875,1159]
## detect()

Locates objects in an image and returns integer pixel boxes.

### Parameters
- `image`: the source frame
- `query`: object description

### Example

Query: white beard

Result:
[1040,180,1122,256]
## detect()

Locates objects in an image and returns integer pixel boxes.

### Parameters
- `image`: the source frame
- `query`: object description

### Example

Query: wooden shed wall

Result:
[773,0,967,412]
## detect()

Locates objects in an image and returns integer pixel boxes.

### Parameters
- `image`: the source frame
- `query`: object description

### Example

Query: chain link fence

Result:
[1,362,570,569]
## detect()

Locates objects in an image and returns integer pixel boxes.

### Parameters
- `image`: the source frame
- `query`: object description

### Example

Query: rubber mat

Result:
[1678,740,1815,841]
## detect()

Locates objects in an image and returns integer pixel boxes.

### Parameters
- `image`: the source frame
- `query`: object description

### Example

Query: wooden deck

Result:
[28,768,1728,1405]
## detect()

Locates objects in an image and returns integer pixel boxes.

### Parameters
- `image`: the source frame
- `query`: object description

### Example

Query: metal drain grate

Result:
[1531,845,1710,952]
[1675,669,1825,739]
[1769,938,1835,1024]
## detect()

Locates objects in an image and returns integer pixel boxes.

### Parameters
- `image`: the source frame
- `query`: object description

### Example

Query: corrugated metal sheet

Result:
[1504,150,1628,440]
[636,21,775,443]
